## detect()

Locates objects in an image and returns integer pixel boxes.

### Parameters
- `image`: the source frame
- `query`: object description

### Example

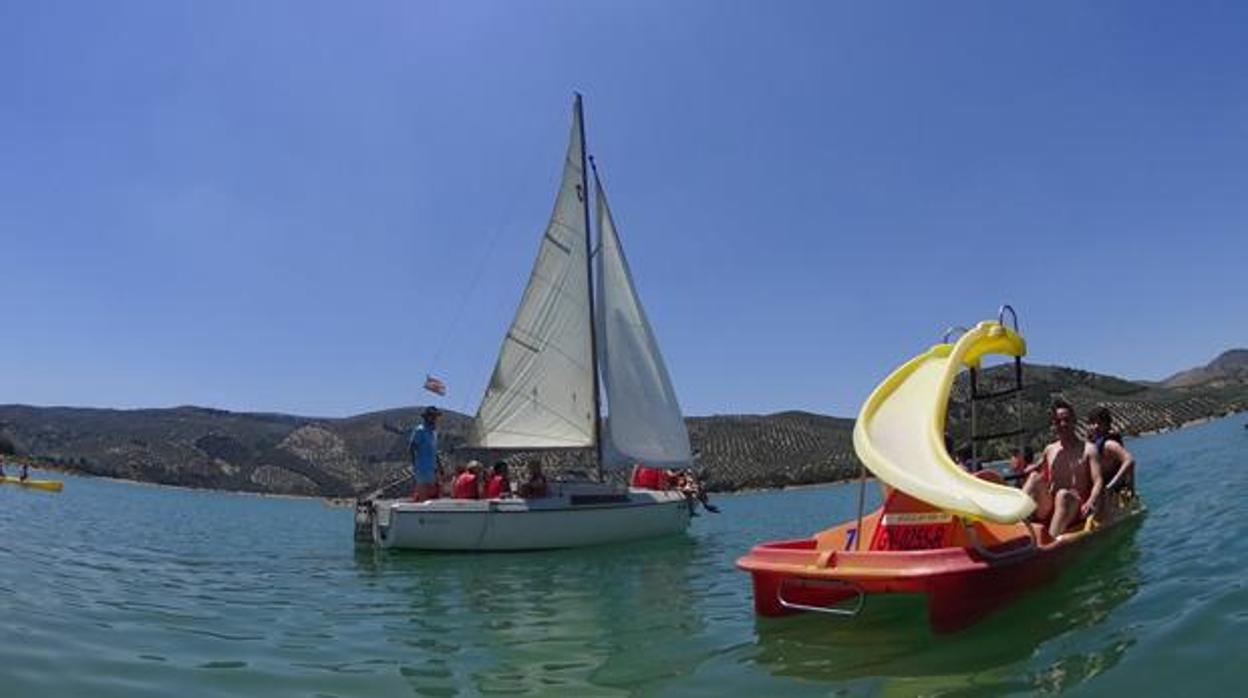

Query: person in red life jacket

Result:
[448,461,466,498]
[517,459,548,498]
[452,460,483,499]
[630,463,660,489]
[631,463,678,490]
[485,461,512,499]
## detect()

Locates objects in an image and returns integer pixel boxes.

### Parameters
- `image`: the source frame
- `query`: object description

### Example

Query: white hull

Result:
[370,483,691,551]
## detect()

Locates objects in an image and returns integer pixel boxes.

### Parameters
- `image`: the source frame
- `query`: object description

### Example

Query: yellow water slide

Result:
[852,320,1036,523]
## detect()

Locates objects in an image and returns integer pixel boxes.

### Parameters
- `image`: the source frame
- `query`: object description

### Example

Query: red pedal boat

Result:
[738,309,1145,632]
[739,485,1144,632]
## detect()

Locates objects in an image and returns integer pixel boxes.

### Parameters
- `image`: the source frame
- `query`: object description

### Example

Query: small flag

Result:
[423,374,447,396]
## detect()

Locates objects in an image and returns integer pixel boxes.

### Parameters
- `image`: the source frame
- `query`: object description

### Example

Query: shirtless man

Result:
[1022,399,1105,538]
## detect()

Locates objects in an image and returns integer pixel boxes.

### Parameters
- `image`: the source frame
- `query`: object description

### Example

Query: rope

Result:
[417,133,551,413]
[424,216,506,380]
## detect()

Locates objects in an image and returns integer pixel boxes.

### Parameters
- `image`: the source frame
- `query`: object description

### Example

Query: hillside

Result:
[2,359,1246,497]
[946,362,1248,459]
[1161,349,1248,388]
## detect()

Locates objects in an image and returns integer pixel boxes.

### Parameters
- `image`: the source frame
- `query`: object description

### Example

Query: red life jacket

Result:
[485,474,509,498]
[632,465,668,490]
[452,472,479,499]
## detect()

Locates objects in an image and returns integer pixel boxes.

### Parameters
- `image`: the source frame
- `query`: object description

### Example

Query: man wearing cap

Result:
[408,407,442,501]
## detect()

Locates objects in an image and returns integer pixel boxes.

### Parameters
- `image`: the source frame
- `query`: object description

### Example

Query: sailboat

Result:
[363,96,695,551]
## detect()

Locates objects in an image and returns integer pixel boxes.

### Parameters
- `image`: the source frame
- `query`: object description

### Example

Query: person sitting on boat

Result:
[408,406,442,501]
[1087,406,1136,495]
[1006,445,1038,485]
[1023,399,1105,538]
[674,469,720,514]
[630,463,675,490]
[955,445,981,473]
[517,459,548,498]
[484,461,512,499]
[445,460,465,495]
[452,460,483,499]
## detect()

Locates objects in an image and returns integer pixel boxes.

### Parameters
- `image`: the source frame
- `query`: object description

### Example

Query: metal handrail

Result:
[998,304,1019,332]
[854,462,867,551]
[971,385,1024,401]
[967,305,1027,465]
[776,578,866,616]
[942,325,969,343]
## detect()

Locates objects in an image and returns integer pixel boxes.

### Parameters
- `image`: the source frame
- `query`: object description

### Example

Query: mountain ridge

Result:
[3,357,1246,497]
[1161,349,1248,388]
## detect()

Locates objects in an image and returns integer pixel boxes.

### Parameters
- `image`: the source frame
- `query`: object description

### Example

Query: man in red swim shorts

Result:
[1023,399,1105,538]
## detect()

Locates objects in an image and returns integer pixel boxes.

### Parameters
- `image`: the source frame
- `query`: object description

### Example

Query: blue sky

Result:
[1,1,1245,418]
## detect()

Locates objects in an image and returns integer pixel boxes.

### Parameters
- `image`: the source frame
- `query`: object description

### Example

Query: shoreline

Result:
[8,409,1243,502]
[1131,411,1236,437]
[2,459,345,504]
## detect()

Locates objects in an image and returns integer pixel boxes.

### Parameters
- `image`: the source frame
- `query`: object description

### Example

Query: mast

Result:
[576,94,606,479]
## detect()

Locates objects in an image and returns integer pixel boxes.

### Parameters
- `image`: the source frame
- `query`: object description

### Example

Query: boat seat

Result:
[973,470,1006,485]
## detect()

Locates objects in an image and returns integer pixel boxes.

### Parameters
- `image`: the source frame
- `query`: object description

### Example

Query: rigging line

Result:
[421,142,551,402]
[425,219,504,377]
[434,107,586,415]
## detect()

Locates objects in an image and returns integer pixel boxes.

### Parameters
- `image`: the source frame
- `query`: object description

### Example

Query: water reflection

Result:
[352,535,705,695]
[748,519,1144,693]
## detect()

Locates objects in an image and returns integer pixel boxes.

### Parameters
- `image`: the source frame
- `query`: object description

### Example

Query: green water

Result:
[2,415,1245,696]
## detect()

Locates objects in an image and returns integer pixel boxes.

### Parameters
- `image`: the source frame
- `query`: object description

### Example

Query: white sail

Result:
[469,101,596,449]
[595,178,693,468]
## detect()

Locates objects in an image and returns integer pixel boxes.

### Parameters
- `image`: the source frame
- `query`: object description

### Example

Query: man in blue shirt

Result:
[409,406,442,500]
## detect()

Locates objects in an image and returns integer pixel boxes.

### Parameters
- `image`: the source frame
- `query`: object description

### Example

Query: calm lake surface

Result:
[2,414,1245,696]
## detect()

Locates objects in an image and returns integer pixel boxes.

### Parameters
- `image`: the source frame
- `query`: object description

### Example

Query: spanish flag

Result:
[423,375,447,396]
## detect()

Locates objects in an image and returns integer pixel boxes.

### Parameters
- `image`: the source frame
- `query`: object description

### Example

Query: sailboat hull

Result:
[369,485,691,551]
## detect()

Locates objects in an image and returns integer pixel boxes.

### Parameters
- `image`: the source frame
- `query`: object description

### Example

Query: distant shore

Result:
[7,409,1243,501]
[1133,412,1231,437]
[1,456,337,504]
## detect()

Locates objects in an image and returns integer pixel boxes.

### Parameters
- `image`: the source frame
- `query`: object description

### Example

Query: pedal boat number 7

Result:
[736,310,1145,632]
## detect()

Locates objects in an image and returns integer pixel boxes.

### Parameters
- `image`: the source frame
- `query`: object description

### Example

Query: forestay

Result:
[469,104,596,449]
[594,180,693,468]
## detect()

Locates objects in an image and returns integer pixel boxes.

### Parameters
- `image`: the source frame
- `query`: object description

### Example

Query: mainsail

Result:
[594,176,693,468]
[468,101,596,449]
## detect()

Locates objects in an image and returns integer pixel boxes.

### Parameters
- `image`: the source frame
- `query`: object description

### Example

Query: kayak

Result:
[0,475,64,492]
